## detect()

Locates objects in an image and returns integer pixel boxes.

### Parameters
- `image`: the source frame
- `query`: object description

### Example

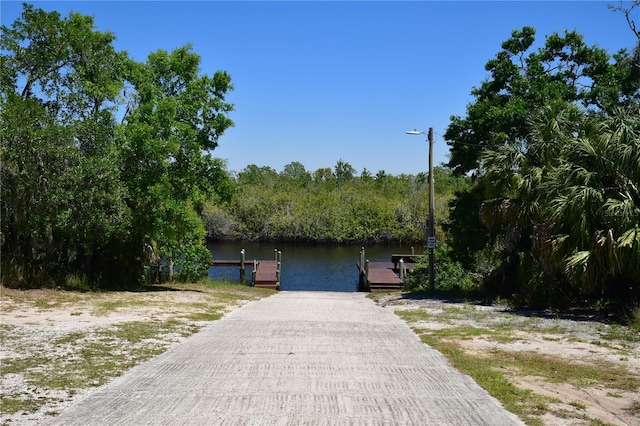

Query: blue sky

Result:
[1,1,635,176]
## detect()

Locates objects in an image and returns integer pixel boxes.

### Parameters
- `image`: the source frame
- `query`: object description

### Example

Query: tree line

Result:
[203,161,468,244]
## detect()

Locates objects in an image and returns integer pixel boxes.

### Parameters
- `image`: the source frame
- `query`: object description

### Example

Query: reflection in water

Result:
[207,241,422,292]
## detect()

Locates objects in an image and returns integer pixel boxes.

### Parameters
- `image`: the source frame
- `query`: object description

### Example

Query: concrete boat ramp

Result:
[45,292,524,425]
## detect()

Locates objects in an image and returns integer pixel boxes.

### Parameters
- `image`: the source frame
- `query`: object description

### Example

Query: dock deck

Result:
[210,260,257,267]
[210,249,281,290]
[355,249,422,292]
[254,260,280,290]
[357,261,404,292]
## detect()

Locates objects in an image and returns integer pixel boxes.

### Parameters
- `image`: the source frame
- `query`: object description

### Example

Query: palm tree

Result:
[480,103,640,301]
[546,107,640,296]
[478,103,579,287]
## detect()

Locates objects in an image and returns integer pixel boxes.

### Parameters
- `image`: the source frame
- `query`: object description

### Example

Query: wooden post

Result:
[407,126,436,295]
[399,258,405,281]
[240,248,246,282]
[277,250,282,284]
[251,259,257,286]
[358,248,365,288]
[365,259,370,292]
[411,246,414,255]
[274,248,278,261]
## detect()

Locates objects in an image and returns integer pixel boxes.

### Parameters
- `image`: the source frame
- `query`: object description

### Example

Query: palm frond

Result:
[566,250,591,269]
[617,226,640,249]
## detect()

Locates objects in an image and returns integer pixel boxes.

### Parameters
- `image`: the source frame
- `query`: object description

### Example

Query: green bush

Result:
[407,244,478,294]
[176,243,213,283]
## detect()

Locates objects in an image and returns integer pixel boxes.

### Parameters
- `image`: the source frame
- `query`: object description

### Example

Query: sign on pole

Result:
[427,236,436,249]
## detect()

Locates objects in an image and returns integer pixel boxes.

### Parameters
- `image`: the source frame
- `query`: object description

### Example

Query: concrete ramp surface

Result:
[45,292,524,425]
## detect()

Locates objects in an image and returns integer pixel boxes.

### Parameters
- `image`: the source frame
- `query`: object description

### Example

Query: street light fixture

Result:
[406,127,435,295]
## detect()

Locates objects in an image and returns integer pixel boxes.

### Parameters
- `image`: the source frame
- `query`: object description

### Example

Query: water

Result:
[207,241,421,292]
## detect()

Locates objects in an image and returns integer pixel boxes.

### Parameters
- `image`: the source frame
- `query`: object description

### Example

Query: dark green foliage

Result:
[443,187,488,269]
[1,4,233,288]
[173,243,213,283]
[446,25,639,176]
[477,104,639,306]
[442,10,640,309]
[1,5,130,286]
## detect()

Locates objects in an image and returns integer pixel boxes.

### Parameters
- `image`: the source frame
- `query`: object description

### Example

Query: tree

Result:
[446,25,640,176]
[540,107,640,298]
[360,168,373,181]
[281,161,312,187]
[238,164,278,185]
[609,1,640,78]
[476,102,640,304]
[313,167,334,184]
[119,44,234,281]
[1,4,130,284]
[334,159,356,184]
[443,18,640,304]
[1,4,235,286]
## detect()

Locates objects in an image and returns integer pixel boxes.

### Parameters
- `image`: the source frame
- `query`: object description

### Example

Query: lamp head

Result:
[406,130,421,135]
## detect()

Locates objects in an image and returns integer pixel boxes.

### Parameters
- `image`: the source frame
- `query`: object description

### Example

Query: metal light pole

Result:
[406,127,435,295]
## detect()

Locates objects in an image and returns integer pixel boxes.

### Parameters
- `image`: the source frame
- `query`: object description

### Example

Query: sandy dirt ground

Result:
[378,294,640,426]
[1,287,639,425]
[0,285,256,425]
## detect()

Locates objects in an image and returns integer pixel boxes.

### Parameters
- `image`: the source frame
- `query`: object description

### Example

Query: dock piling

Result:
[276,250,282,284]
[240,249,246,281]
[365,259,369,283]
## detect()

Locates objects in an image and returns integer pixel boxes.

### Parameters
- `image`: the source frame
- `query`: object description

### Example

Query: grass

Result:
[394,301,640,426]
[598,323,640,343]
[0,398,43,417]
[417,334,550,426]
[90,299,138,316]
[28,320,188,391]
[0,279,275,419]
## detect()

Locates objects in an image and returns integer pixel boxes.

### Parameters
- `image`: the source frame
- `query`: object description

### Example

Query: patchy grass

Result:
[598,323,640,343]
[417,334,550,425]
[0,397,43,417]
[391,298,640,426]
[0,279,274,421]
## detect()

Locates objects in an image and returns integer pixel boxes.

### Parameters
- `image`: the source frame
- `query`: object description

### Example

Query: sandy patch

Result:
[0,285,256,425]
[378,294,640,426]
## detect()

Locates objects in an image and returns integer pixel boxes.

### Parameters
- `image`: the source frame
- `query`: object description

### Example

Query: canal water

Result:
[207,241,420,292]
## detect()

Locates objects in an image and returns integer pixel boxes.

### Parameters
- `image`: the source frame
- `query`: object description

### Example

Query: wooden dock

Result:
[210,260,256,267]
[391,254,423,271]
[357,248,418,292]
[253,260,280,289]
[210,249,281,290]
[357,261,404,292]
